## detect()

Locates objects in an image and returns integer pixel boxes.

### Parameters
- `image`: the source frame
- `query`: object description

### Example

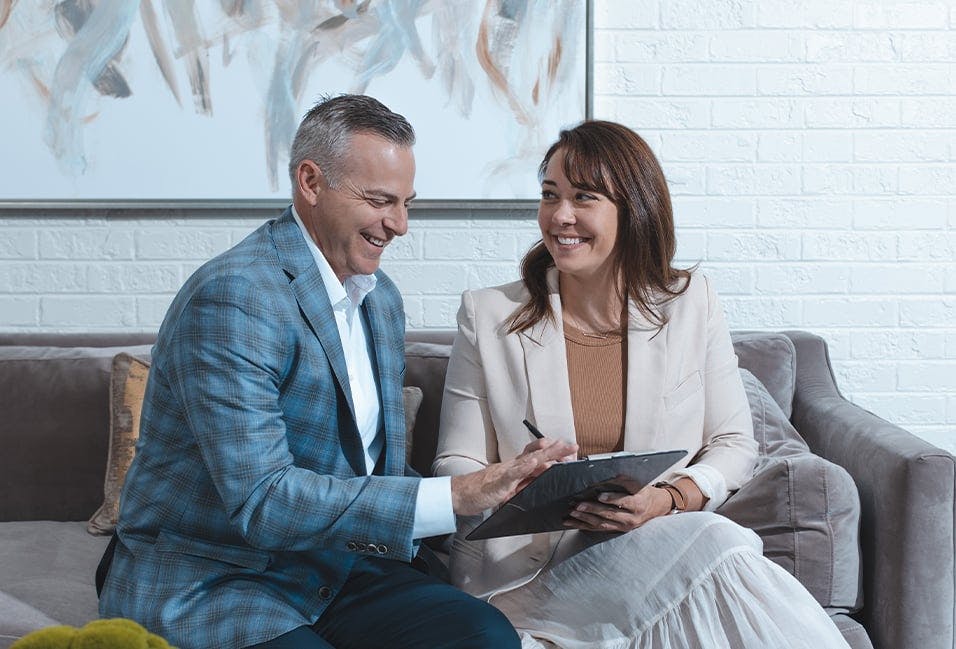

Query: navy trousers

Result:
[244,555,520,649]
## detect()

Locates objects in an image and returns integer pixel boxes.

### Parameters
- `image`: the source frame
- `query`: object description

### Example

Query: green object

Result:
[11,619,175,649]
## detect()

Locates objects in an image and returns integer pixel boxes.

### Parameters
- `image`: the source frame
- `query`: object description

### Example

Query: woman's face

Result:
[537,148,620,283]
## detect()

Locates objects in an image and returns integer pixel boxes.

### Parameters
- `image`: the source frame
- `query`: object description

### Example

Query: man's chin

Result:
[353,260,382,277]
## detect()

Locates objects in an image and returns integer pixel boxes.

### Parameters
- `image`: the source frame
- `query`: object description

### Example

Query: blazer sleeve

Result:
[677,276,758,499]
[163,274,419,559]
[432,290,501,478]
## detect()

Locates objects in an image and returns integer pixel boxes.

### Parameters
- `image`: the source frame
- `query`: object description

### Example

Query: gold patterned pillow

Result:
[87,353,150,535]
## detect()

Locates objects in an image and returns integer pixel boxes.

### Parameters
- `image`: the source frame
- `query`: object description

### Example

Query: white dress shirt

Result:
[292,207,454,539]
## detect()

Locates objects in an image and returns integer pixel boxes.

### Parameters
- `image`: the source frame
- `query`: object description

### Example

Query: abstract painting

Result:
[0,1,588,203]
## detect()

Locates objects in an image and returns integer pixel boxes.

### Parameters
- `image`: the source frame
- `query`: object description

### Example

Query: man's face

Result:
[298,132,416,282]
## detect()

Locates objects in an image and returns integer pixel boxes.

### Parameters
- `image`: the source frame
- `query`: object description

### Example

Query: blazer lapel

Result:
[520,269,578,445]
[622,302,668,451]
[271,209,365,472]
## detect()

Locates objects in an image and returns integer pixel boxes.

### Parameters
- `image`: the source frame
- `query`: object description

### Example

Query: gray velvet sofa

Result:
[0,330,952,649]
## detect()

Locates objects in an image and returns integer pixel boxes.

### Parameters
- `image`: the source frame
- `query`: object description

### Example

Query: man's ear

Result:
[295,160,324,206]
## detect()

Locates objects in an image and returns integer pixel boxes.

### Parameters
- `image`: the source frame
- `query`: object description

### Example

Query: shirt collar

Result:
[291,205,377,310]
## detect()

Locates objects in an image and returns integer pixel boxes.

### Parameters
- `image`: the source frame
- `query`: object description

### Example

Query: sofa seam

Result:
[787,457,797,581]
[822,460,834,605]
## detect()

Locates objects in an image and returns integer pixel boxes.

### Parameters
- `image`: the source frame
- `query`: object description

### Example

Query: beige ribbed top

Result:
[563,322,626,458]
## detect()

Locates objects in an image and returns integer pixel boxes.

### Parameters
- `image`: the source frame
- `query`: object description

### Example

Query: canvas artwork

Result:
[0,0,588,203]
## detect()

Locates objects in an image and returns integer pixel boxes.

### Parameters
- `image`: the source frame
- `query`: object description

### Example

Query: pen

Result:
[523,419,545,439]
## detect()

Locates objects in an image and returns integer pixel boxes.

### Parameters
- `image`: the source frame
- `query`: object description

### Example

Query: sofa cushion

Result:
[718,370,863,613]
[732,332,796,419]
[0,590,59,649]
[830,612,875,649]
[0,345,152,521]
[0,521,110,628]
[88,353,151,535]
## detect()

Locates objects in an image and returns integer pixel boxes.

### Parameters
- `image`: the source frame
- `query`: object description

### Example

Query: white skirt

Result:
[487,512,850,649]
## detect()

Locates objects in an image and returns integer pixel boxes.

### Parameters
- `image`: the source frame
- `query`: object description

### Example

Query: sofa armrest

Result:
[785,331,955,649]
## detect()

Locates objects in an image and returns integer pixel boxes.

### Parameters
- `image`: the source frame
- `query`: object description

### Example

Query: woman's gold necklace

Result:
[564,315,621,339]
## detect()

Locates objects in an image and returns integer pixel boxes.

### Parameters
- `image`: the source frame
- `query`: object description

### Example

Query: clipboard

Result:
[465,449,687,540]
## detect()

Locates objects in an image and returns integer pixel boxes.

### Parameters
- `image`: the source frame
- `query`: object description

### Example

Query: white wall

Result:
[0,0,953,452]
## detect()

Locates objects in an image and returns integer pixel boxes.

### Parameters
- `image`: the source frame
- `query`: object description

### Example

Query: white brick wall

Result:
[1,0,954,452]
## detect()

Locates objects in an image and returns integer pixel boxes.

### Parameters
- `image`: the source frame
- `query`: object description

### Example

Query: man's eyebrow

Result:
[364,189,417,203]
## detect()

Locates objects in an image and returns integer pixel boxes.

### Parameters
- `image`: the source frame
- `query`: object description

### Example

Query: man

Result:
[98,94,575,649]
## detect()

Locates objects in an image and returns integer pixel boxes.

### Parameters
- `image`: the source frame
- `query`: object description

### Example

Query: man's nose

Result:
[384,205,408,237]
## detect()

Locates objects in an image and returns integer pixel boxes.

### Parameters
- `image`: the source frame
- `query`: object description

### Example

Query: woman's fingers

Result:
[565,505,630,531]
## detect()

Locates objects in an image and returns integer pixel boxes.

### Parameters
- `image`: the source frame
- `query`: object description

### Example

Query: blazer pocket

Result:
[156,529,270,572]
[663,371,703,411]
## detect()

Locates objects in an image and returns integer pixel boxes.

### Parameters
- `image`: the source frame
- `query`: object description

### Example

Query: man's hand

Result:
[450,438,578,516]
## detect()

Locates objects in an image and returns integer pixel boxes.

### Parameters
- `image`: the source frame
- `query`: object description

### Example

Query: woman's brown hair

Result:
[508,120,692,334]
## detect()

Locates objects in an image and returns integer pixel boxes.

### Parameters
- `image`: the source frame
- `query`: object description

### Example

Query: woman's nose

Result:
[552,200,575,227]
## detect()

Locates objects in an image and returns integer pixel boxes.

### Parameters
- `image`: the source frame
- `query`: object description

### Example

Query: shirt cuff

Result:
[412,476,456,539]
[670,464,728,512]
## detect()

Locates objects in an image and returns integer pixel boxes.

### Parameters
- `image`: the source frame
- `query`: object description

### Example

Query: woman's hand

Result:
[564,483,673,532]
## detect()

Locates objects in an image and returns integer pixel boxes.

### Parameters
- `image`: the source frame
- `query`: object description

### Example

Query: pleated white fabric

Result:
[487,512,850,649]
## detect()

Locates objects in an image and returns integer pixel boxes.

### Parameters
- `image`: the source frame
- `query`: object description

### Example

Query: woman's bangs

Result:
[561,145,614,198]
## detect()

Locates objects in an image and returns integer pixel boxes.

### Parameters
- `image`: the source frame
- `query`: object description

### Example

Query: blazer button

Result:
[357,542,368,552]
[318,586,333,600]
[346,542,357,551]
[376,544,388,554]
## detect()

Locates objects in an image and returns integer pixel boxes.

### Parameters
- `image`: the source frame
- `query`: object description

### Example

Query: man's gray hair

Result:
[288,94,416,190]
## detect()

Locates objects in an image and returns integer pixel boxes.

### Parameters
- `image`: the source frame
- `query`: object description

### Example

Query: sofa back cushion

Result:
[0,345,152,521]
[404,340,454,476]
[0,330,800,518]
[731,332,796,419]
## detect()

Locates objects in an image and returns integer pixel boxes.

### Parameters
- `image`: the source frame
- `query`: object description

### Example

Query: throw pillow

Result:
[739,368,809,459]
[87,353,150,535]
[717,369,863,613]
[0,344,153,521]
[403,386,424,465]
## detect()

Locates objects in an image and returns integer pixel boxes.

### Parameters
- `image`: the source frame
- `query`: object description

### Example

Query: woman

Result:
[433,121,849,648]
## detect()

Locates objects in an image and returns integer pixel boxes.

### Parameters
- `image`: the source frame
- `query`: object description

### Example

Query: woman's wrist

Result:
[654,483,685,515]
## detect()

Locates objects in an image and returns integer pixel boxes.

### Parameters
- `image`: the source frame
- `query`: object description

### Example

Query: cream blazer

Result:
[433,269,757,599]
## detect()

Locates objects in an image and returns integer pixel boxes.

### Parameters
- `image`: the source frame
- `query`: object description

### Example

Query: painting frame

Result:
[0,1,593,212]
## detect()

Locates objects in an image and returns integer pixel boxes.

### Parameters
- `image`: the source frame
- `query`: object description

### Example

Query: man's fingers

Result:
[533,440,577,462]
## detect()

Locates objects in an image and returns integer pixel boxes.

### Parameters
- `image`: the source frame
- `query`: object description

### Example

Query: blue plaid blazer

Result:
[99,209,420,649]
